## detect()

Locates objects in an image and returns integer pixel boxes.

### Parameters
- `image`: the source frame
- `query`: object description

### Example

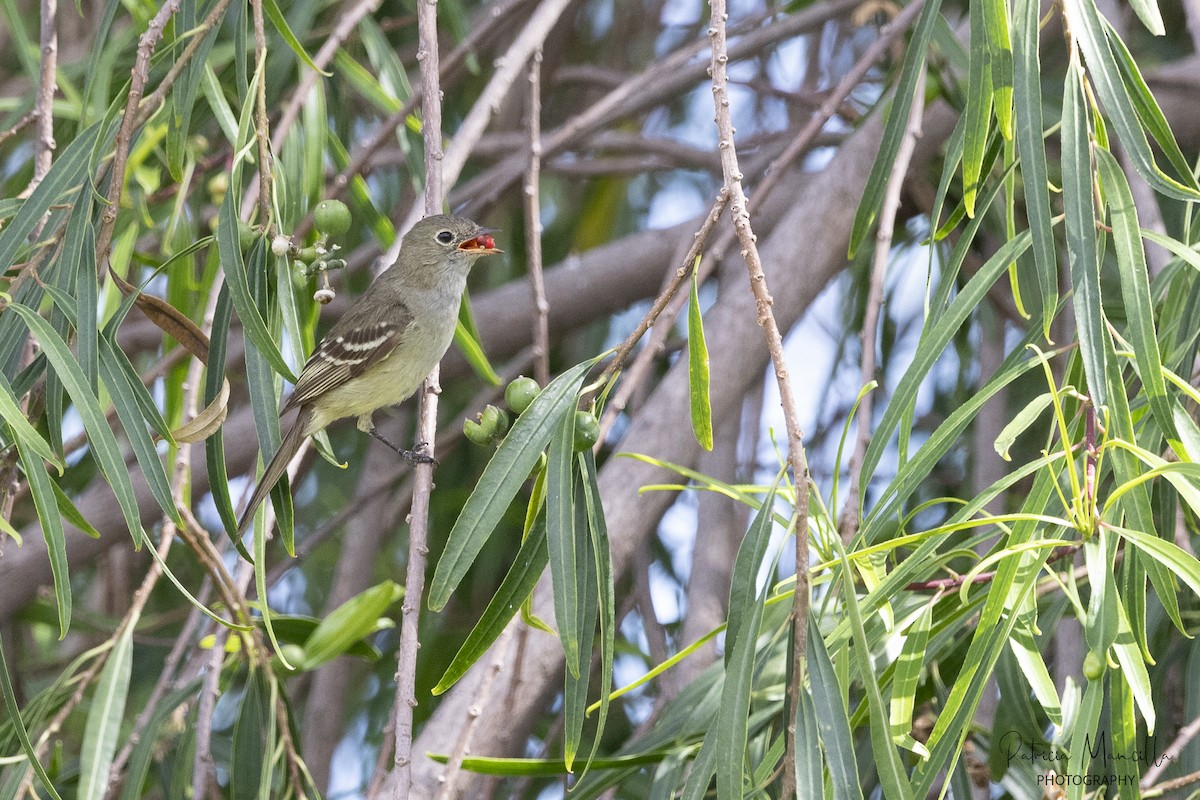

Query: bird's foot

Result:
[368,429,438,466]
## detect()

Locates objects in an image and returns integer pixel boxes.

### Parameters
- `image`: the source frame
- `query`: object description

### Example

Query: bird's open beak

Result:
[459,229,502,255]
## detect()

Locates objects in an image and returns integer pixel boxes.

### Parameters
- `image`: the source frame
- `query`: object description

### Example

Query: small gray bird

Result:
[236,214,500,534]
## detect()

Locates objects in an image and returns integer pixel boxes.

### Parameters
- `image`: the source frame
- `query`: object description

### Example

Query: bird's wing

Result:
[281,304,412,414]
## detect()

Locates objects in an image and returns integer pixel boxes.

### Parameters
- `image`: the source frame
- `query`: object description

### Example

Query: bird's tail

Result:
[236,406,313,537]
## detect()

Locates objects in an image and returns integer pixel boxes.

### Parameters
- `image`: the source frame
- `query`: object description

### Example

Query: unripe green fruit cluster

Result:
[464,404,510,447]
[313,199,352,237]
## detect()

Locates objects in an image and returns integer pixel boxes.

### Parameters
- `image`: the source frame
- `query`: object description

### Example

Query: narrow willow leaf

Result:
[681,726,719,800]
[1008,612,1062,725]
[433,519,548,695]
[1066,676,1105,796]
[794,682,827,800]
[1085,527,1120,656]
[0,371,60,471]
[962,0,994,217]
[78,618,135,800]
[1112,599,1154,732]
[687,265,713,450]
[118,681,201,800]
[889,603,931,756]
[1012,0,1058,335]
[216,188,297,382]
[574,451,615,784]
[983,0,1013,138]
[262,0,331,77]
[303,581,403,669]
[429,358,595,611]
[547,394,581,677]
[0,122,101,273]
[98,339,181,525]
[1095,147,1175,444]
[7,304,146,545]
[994,391,1053,460]
[1061,0,1200,200]
[861,230,1033,501]
[454,318,502,386]
[16,440,69,637]
[563,475,597,771]
[202,65,239,145]
[231,670,269,800]
[1108,671,1141,800]
[1061,54,1109,407]
[0,636,64,799]
[1111,523,1200,599]
[807,617,863,800]
[726,484,778,667]
[715,501,774,799]
[849,0,942,255]
[835,542,912,800]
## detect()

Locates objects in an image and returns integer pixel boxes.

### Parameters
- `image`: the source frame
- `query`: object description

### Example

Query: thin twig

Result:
[707,3,813,793]
[133,0,236,129]
[433,623,516,800]
[524,48,551,386]
[250,0,274,228]
[1143,711,1200,787]
[95,0,183,275]
[0,110,38,148]
[389,0,444,793]
[838,69,926,545]
[272,0,383,147]
[388,0,577,250]
[26,0,57,221]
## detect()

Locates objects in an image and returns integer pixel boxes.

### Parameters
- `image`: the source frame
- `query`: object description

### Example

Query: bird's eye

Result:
[436,230,453,244]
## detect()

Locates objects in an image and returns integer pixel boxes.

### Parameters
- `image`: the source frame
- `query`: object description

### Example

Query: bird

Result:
[236,214,500,535]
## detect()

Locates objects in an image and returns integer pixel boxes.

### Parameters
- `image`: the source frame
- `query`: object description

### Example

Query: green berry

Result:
[237,220,257,250]
[480,404,510,438]
[505,376,541,414]
[1082,651,1105,681]
[296,246,319,265]
[313,199,352,237]
[276,643,307,673]
[463,418,491,447]
[572,411,600,451]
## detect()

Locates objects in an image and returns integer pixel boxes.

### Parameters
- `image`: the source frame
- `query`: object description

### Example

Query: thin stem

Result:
[250,0,274,228]
[389,0,444,794]
[838,69,926,544]
[95,0,183,275]
[707,2,812,792]
[27,0,57,231]
[524,48,551,387]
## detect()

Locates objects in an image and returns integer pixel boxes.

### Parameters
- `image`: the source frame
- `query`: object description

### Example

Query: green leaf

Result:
[575,450,615,782]
[1095,147,1175,444]
[994,392,1053,460]
[547,390,582,678]
[834,539,912,800]
[0,635,64,800]
[7,303,146,546]
[715,488,777,799]
[302,581,403,669]
[78,618,136,800]
[1012,0,1058,336]
[454,317,502,386]
[216,191,297,383]
[563,470,597,772]
[807,617,863,800]
[261,0,332,76]
[429,358,595,611]
[0,371,61,472]
[794,680,827,800]
[433,519,548,695]
[1061,0,1200,200]
[849,0,941,255]
[231,669,270,800]
[119,681,201,800]
[982,0,1013,138]
[687,265,713,450]
[16,439,70,638]
[1061,55,1109,407]
[889,603,931,756]
[0,122,101,274]
[962,0,994,217]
